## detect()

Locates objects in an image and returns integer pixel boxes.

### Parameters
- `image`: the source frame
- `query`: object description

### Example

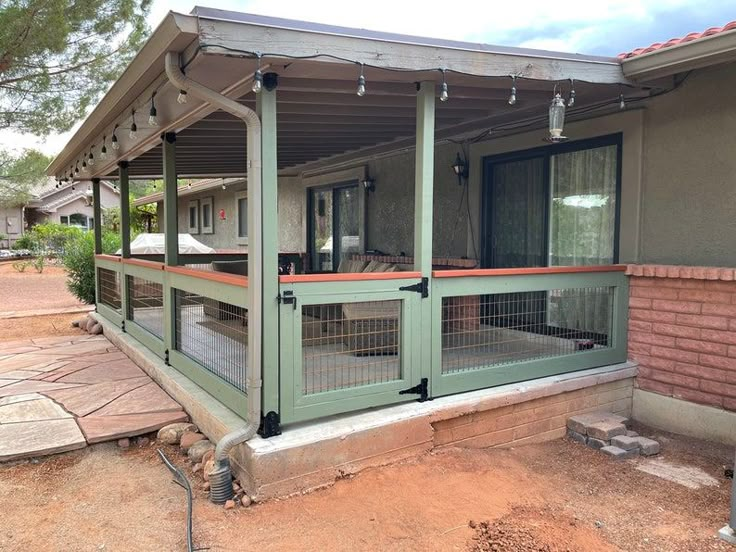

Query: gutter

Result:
[164,51,262,504]
[623,29,736,81]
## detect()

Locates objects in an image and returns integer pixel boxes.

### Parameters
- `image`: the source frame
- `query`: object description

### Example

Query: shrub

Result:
[12,260,30,272]
[12,223,81,256]
[33,255,46,273]
[62,230,121,304]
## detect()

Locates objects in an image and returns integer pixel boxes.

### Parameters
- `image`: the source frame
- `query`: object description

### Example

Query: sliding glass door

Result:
[308,183,360,273]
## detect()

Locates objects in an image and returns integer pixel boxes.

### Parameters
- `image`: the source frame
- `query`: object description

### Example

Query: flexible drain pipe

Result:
[165,51,263,504]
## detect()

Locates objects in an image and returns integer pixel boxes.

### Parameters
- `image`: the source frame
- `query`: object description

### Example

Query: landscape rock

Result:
[600,445,638,460]
[240,495,252,508]
[202,481,210,491]
[86,317,96,332]
[90,323,103,335]
[137,436,150,447]
[187,439,214,463]
[203,458,215,482]
[71,319,81,328]
[611,435,641,452]
[117,438,130,448]
[626,430,639,438]
[157,423,197,445]
[634,437,660,456]
[201,449,214,466]
[192,462,202,474]
[180,432,206,451]
[224,500,236,510]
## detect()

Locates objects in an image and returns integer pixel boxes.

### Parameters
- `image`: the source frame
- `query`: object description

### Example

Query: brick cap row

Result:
[626,264,736,281]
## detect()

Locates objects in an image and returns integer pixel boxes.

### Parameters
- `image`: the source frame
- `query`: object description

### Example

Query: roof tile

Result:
[619,20,736,59]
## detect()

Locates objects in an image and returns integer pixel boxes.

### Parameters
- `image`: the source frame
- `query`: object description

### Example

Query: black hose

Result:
[158,449,202,552]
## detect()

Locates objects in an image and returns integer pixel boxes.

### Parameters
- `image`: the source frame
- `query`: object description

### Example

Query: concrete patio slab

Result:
[0,335,188,462]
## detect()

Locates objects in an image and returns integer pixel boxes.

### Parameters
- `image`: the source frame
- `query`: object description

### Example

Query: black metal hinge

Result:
[399,277,429,298]
[121,320,126,333]
[399,377,431,402]
[258,411,282,438]
[277,290,297,310]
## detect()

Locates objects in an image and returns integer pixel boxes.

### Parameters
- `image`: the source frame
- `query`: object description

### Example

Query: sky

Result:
[4,0,736,157]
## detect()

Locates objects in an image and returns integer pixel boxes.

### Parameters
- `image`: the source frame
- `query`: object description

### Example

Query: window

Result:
[60,215,69,225]
[482,134,621,269]
[187,200,199,234]
[200,197,214,234]
[236,193,247,244]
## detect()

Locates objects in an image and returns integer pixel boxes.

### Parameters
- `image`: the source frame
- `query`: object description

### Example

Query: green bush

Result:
[62,230,121,304]
[12,223,81,255]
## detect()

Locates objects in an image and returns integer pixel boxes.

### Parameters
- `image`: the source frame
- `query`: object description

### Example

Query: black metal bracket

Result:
[399,277,429,298]
[258,411,282,438]
[164,348,170,366]
[399,377,431,402]
[277,290,297,310]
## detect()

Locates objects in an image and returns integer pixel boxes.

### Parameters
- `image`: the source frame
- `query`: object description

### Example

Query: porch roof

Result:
[48,7,653,182]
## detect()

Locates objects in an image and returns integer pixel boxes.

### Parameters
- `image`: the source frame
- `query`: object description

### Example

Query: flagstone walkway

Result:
[0,334,188,462]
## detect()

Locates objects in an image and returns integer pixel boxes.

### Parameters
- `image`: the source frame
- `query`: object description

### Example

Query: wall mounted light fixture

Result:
[451,152,469,186]
[361,177,375,193]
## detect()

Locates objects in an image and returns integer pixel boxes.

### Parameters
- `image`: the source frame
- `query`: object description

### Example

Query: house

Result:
[1,179,118,246]
[47,8,736,502]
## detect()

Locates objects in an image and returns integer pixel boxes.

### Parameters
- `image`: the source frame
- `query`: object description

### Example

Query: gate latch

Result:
[399,277,429,298]
[399,377,431,402]
[277,290,297,310]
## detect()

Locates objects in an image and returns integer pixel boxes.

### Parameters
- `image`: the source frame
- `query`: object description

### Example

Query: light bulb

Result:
[129,123,137,141]
[508,76,517,105]
[148,112,158,126]
[568,89,576,107]
[177,90,188,104]
[357,75,366,97]
[100,142,107,160]
[82,160,88,173]
[252,70,263,93]
[619,94,626,110]
[111,132,120,150]
[440,81,449,102]
[88,151,94,166]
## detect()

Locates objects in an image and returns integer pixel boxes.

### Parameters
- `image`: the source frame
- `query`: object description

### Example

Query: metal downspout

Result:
[164,52,263,503]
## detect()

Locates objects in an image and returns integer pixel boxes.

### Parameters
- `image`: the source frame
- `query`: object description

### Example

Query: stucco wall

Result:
[0,205,24,244]
[638,63,736,267]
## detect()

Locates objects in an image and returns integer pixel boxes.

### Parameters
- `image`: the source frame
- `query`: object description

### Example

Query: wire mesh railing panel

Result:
[441,287,614,374]
[301,300,402,395]
[126,275,164,339]
[98,267,121,312]
[174,289,247,393]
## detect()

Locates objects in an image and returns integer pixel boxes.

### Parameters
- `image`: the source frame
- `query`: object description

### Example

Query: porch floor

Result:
[0,335,187,462]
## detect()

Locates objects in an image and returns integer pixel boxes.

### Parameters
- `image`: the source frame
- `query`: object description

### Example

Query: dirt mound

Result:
[468,506,616,552]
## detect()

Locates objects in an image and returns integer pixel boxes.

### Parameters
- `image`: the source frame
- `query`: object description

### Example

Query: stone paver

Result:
[0,336,187,462]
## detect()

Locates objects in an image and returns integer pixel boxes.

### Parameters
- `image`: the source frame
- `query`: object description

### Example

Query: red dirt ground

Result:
[0,428,732,552]
[0,262,85,314]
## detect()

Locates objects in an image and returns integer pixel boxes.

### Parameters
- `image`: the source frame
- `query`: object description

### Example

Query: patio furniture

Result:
[342,300,401,356]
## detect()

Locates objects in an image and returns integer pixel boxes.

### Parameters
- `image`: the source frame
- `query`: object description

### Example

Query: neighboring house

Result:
[48,9,736,500]
[1,179,119,246]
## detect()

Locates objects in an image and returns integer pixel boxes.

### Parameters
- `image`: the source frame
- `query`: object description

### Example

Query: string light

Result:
[82,159,88,173]
[439,69,449,102]
[111,125,120,150]
[148,92,159,127]
[252,53,263,93]
[508,76,517,105]
[177,89,188,104]
[88,148,95,166]
[619,94,626,110]
[357,63,366,97]
[74,161,80,175]
[129,110,138,140]
[568,79,576,107]
[100,136,108,160]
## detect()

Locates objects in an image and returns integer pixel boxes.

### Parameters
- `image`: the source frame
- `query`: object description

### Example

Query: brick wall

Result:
[433,378,633,449]
[626,264,736,411]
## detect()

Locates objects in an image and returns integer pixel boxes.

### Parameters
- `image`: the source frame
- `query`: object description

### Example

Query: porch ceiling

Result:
[48,8,654,181]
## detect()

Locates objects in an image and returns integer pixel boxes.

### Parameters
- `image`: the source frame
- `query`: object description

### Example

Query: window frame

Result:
[481,133,623,268]
[235,192,248,246]
[200,196,214,234]
[187,199,200,234]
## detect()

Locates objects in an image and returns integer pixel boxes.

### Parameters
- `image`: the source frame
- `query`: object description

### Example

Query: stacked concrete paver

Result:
[566,412,660,459]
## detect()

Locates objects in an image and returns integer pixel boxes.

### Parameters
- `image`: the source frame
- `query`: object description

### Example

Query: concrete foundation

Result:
[632,389,736,446]
[96,313,636,500]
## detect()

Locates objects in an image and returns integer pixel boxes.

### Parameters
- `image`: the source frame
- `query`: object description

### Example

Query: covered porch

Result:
[49,9,644,496]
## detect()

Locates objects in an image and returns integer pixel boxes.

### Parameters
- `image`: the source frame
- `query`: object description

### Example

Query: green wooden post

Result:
[118,161,131,258]
[162,132,179,267]
[257,75,280,418]
[162,132,178,360]
[92,178,102,255]
[414,82,436,387]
